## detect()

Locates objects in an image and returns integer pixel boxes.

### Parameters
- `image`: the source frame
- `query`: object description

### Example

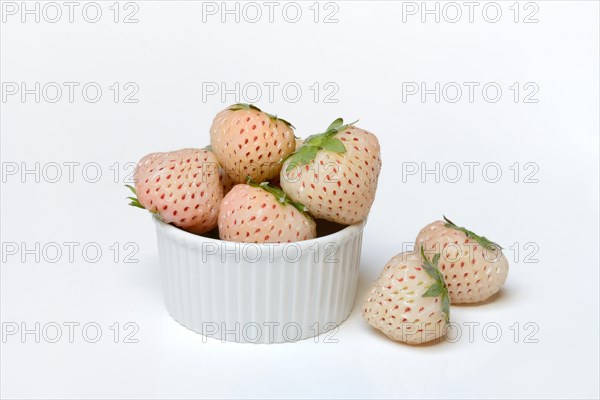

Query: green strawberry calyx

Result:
[246,177,311,216]
[420,246,450,324]
[228,103,295,129]
[284,118,357,172]
[125,185,160,217]
[125,184,144,209]
[443,216,502,250]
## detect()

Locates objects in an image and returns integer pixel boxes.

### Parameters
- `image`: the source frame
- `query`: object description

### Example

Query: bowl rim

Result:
[153,215,365,249]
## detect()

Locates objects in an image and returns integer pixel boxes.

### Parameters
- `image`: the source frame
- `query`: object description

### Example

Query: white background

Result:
[1,1,599,398]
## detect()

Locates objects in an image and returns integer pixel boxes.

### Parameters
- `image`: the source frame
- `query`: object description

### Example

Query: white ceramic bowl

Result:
[153,216,365,344]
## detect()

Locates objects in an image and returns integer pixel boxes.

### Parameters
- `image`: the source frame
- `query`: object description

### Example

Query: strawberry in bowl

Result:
[218,179,316,243]
[210,103,296,184]
[128,148,223,235]
[280,118,382,225]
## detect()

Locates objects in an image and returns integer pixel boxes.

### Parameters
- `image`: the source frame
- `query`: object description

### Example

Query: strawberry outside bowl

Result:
[153,215,365,344]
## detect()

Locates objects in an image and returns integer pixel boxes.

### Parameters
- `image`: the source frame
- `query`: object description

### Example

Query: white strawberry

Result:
[128,148,223,234]
[363,249,449,345]
[210,103,296,184]
[218,180,316,243]
[280,118,381,225]
[415,216,509,304]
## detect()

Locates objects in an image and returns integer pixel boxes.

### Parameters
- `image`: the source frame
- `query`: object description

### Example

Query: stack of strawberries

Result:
[128,103,382,242]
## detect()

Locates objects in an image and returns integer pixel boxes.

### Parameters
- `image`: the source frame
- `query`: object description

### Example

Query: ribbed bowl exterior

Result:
[154,217,365,343]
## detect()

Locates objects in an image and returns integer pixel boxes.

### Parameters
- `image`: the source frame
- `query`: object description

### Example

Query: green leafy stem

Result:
[443,216,502,250]
[284,118,356,172]
[228,103,295,129]
[125,184,144,209]
[125,185,160,217]
[420,246,450,324]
